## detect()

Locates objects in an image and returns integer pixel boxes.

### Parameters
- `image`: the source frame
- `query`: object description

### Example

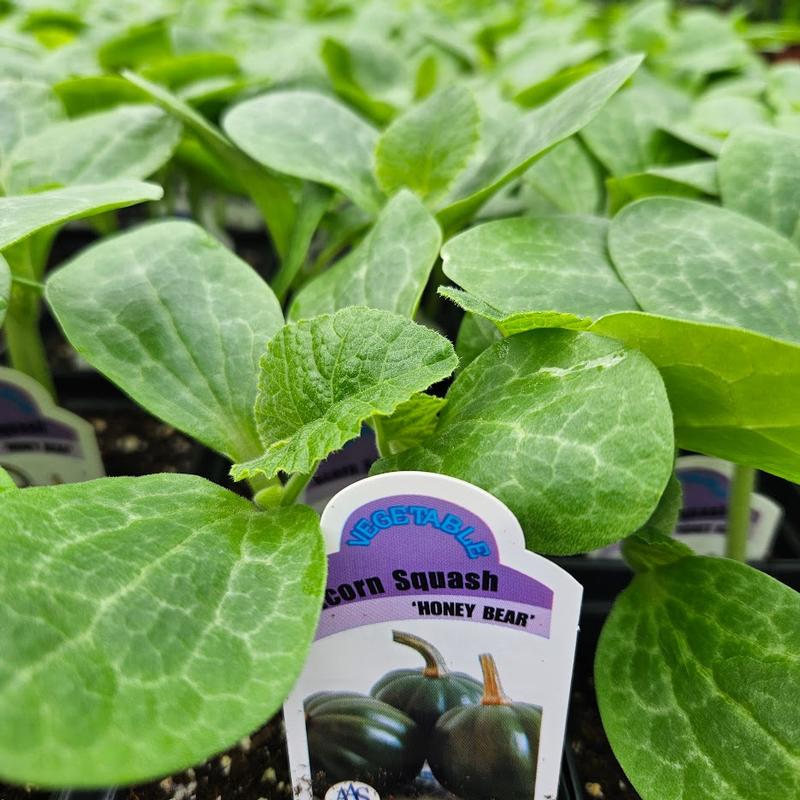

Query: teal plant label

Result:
[284,471,582,800]
[0,367,103,486]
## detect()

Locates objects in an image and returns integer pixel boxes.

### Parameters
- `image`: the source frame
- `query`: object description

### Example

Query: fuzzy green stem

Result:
[280,470,313,506]
[372,415,392,458]
[4,242,54,397]
[726,464,755,562]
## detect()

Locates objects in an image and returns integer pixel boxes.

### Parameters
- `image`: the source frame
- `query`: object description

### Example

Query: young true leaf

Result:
[438,55,643,228]
[719,126,800,245]
[0,255,9,327]
[0,80,63,166]
[591,312,800,482]
[375,84,480,201]
[0,474,325,787]
[596,556,800,800]
[223,90,384,213]
[230,307,458,482]
[289,190,441,321]
[373,329,675,555]
[442,216,637,320]
[455,313,502,371]
[0,181,163,251]
[121,71,297,259]
[609,198,800,343]
[371,393,447,456]
[46,220,283,463]
[522,137,602,215]
[3,105,181,194]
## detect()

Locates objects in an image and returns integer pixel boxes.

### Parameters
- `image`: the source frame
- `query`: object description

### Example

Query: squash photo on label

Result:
[304,691,426,792]
[371,630,483,734]
[428,653,543,800]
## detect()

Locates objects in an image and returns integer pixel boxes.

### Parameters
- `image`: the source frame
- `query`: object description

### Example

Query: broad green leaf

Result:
[0,255,9,327]
[596,556,800,800]
[98,18,172,70]
[719,127,800,245]
[522,137,602,215]
[0,182,163,252]
[122,71,297,260]
[500,41,602,98]
[767,63,800,113]
[442,216,637,321]
[53,75,149,115]
[321,36,408,123]
[223,91,384,213]
[581,84,691,176]
[375,84,479,202]
[656,9,750,75]
[591,312,800,482]
[661,122,723,157]
[688,95,771,138]
[438,55,643,228]
[645,160,718,194]
[0,474,325,787]
[455,312,502,371]
[46,221,283,463]
[231,307,457,482]
[372,329,675,555]
[609,198,800,343]
[606,161,718,213]
[371,393,447,456]
[0,80,63,168]
[3,105,181,194]
[439,286,591,336]
[289,190,441,321]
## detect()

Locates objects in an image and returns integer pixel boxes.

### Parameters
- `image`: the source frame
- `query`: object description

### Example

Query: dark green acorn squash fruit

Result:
[304,691,425,791]
[371,630,483,732]
[428,653,542,800]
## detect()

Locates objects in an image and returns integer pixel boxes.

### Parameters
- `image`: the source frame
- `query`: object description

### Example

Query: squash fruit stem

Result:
[479,653,512,706]
[392,630,449,678]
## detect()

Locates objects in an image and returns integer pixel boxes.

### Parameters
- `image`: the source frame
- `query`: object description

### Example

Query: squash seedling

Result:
[0,1,799,798]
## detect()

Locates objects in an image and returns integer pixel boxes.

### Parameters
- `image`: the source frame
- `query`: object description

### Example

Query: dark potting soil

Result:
[568,665,640,800]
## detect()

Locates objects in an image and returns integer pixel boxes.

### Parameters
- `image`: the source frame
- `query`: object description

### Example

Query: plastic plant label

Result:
[0,367,104,486]
[590,455,782,560]
[284,471,582,800]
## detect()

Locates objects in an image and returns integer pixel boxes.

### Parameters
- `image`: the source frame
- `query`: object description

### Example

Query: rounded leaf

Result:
[0,475,325,787]
[596,556,800,800]
[373,329,675,554]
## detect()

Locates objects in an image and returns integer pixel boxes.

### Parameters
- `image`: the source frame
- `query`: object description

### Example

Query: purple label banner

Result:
[318,494,553,639]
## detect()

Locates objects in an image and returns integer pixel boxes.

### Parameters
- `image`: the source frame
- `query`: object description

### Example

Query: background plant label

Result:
[284,471,582,800]
[303,425,378,512]
[0,367,104,486]
[590,455,782,560]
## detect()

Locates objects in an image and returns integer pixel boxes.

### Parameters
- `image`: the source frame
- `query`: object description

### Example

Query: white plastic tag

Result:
[285,471,582,800]
[0,367,104,486]
[590,455,782,560]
